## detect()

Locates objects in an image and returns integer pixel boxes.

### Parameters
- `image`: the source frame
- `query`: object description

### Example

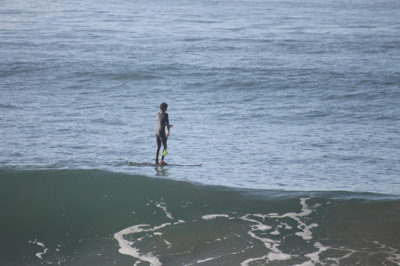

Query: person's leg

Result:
[155,135,161,164]
[160,134,168,164]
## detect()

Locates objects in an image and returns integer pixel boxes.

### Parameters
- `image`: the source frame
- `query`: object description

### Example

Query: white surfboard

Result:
[126,161,202,167]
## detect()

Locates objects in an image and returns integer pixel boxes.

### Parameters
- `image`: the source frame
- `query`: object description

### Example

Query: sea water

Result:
[1,0,399,264]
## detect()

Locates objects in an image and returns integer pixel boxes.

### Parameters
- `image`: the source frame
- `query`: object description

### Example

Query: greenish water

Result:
[1,169,399,265]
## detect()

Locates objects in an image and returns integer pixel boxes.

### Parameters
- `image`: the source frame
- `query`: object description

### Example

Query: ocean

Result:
[1,0,399,265]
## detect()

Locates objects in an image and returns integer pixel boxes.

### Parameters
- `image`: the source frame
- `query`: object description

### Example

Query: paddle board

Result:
[126,161,202,167]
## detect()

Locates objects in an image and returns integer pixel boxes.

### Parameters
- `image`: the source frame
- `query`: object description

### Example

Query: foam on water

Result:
[114,225,162,266]
[1,169,399,265]
[155,202,174,220]
[201,214,231,220]
[114,200,185,265]
[113,194,400,265]
[28,239,48,260]
[113,197,327,265]
[239,198,317,264]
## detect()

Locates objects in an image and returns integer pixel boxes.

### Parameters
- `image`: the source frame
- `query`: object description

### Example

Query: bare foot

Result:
[160,161,168,165]
[155,161,160,165]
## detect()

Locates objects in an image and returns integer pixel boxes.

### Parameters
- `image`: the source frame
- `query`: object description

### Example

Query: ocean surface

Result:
[1,0,400,264]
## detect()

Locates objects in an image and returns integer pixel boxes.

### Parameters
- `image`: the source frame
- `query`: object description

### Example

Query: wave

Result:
[1,169,399,265]
[0,103,20,109]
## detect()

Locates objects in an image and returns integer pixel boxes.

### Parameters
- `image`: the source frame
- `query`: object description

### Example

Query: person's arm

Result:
[166,114,173,136]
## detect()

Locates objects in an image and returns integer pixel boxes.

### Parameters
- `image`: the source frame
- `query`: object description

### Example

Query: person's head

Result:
[160,102,168,112]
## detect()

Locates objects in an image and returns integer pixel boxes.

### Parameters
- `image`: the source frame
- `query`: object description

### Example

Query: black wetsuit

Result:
[156,111,169,152]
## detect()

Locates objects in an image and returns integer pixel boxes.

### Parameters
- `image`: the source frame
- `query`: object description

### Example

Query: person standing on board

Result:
[155,102,173,165]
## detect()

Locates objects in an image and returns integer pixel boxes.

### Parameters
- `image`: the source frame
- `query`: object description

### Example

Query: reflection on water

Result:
[154,166,169,177]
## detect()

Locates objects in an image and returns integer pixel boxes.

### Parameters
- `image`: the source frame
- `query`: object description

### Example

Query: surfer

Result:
[155,102,173,165]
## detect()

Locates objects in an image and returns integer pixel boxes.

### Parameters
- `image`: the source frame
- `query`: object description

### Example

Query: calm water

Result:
[1,0,400,194]
[1,0,400,264]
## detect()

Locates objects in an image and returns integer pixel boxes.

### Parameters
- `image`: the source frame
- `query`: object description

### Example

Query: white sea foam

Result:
[295,223,318,241]
[155,202,174,220]
[189,247,249,265]
[201,214,230,220]
[313,241,400,266]
[163,239,172,248]
[295,242,329,266]
[204,198,327,265]
[114,202,184,265]
[196,257,217,263]
[28,239,48,260]
[196,198,320,265]
[240,255,268,266]
[240,213,291,264]
[323,247,356,265]
[114,224,162,266]
[239,198,321,265]
[270,230,280,235]
[374,241,400,265]
[283,223,292,229]
[115,197,399,266]
[264,198,318,241]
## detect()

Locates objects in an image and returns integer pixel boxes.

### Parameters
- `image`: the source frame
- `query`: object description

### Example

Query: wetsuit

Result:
[155,112,170,160]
